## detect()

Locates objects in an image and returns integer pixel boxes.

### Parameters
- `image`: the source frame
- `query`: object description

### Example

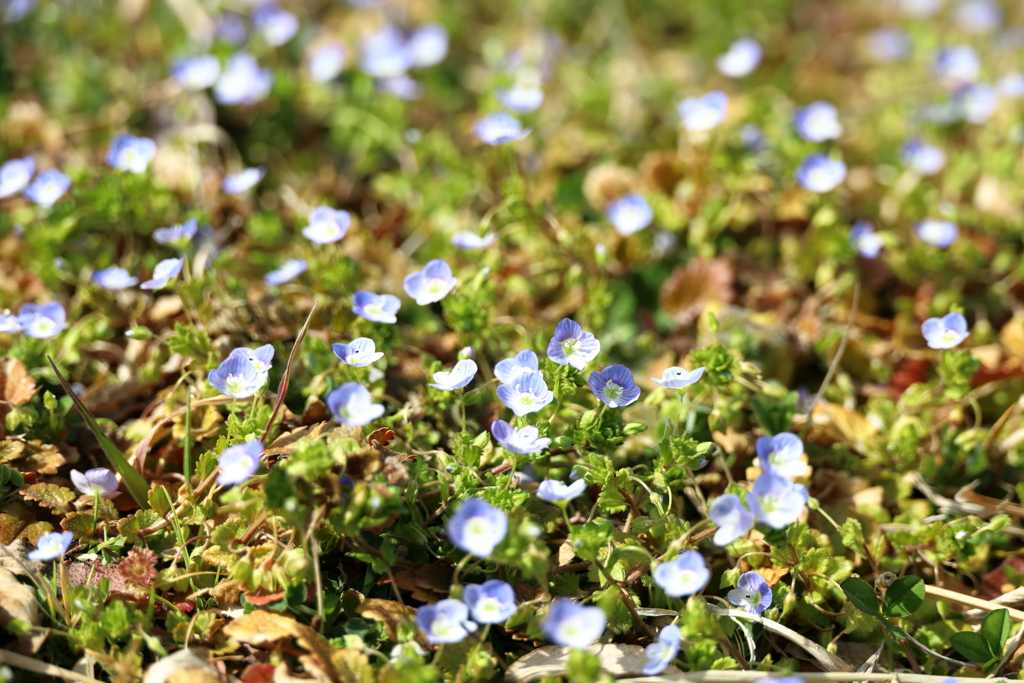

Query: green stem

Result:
[183,385,192,483]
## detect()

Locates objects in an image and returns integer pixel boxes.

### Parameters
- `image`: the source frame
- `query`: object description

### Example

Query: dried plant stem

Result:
[0,648,98,683]
[925,585,1024,622]
[620,673,981,683]
[801,280,861,438]
[708,607,853,672]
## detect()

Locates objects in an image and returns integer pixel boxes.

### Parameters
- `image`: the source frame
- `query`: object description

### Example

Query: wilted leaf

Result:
[21,482,77,514]
[0,358,36,406]
[223,610,337,679]
[368,428,396,449]
[659,257,735,327]
[0,503,31,545]
[354,598,423,646]
[142,648,220,683]
[16,521,52,544]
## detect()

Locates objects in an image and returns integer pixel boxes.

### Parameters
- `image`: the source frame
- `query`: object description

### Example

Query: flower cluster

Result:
[416,579,517,644]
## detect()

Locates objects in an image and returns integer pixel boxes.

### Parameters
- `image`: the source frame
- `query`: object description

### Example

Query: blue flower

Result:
[217,439,264,486]
[756,432,806,479]
[352,291,401,324]
[106,134,157,174]
[307,42,346,83]
[416,599,477,644]
[794,154,846,193]
[0,156,34,199]
[3,0,34,24]
[405,23,449,68]
[642,624,680,676]
[922,312,969,349]
[378,75,423,100]
[900,140,946,176]
[588,365,640,409]
[934,46,980,87]
[740,124,767,151]
[429,359,478,391]
[496,82,544,113]
[404,259,457,305]
[496,372,555,417]
[490,420,551,455]
[360,26,411,78]
[652,366,705,390]
[464,579,517,624]
[451,231,497,250]
[954,0,1002,33]
[606,193,653,236]
[728,572,773,615]
[92,266,139,290]
[153,218,198,248]
[709,494,755,546]
[653,550,710,598]
[71,468,119,498]
[793,101,842,142]
[222,167,266,194]
[217,13,248,45]
[849,221,882,259]
[214,52,273,105]
[140,258,183,290]
[547,318,600,370]
[302,206,352,245]
[495,350,539,384]
[24,169,70,207]
[956,83,999,124]
[716,38,762,78]
[0,311,22,334]
[332,338,384,367]
[474,112,531,145]
[914,219,958,248]
[863,28,911,63]
[447,497,507,558]
[326,382,386,426]
[229,344,275,375]
[171,55,221,91]
[208,354,266,399]
[253,5,298,46]
[17,302,67,339]
[264,259,308,286]
[748,471,808,529]
[541,599,606,649]
[27,531,73,562]
[537,478,587,504]
[677,91,728,132]
[999,73,1024,99]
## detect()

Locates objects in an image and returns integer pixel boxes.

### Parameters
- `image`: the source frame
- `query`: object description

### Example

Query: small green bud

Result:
[579,410,599,430]
[43,391,58,412]
[472,430,491,449]
[125,326,155,340]
[623,422,648,435]
[551,435,574,450]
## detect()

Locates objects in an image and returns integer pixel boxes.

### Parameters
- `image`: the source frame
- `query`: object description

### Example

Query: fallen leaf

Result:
[368,428,395,449]
[659,258,735,327]
[354,599,425,647]
[0,358,36,406]
[0,564,44,654]
[223,610,337,681]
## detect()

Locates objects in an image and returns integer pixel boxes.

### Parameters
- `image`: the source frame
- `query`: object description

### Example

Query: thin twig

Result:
[926,585,1024,622]
[801,280,861,438]
[263,299,319,443]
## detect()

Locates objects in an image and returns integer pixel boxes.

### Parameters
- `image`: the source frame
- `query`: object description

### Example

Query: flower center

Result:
[365,303,383,316]
[941,329,960,343]
[34,319,54,334]
[427,279,447,295]
[561,339,579,356]
[466,517,489,539]
[225,376,247,395]
[518,394,534,405]
[758,495,779,514]
[604,382,623,400]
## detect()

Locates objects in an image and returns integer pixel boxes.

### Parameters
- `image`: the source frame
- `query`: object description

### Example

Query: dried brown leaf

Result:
[505,644,679,683]
[0,358,36,406]
[0,504,31,545]
[223,610,337,681]
[354,599,424,647]
[659,258,734,327]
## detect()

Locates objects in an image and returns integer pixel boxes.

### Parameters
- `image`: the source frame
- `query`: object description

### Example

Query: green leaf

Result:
[980,608,1010,655]
[841,577,881,616]
[950,631,995,663]
[48,357,150,509]
[882,576,925,617]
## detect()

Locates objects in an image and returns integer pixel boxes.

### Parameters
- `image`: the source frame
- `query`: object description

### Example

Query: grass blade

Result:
[262,298,318,443]
[47,356,151,508]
